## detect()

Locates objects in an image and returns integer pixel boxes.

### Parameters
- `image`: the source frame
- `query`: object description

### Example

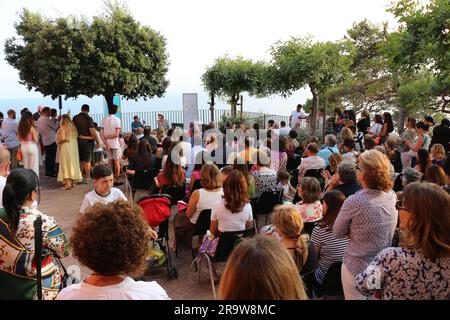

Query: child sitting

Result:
[80,164,127,214]
[295,177,323,223]
[277,171,296,202]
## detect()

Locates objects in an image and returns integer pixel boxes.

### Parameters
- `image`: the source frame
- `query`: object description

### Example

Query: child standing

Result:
[93,123,105,167]
[80,164,127,214]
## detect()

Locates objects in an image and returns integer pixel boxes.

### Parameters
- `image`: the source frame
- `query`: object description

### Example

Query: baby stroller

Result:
[138,194,178,279]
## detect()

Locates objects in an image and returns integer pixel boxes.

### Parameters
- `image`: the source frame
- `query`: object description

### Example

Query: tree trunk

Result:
[323,97,327,139]
[209,94,215,122]
[309,83,319,135]
[230,94,239,118]
[398,106,408,135]
[104,94,114,114]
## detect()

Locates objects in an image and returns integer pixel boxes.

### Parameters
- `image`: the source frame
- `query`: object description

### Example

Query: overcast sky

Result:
[0,0,402,115]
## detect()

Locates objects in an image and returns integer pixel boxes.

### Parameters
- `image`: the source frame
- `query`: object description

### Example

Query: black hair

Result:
[383,112,394,133]
[81,104,90,112]
[134,116,139,120]
[416,121,430,132]
[424,116,434,125]
[93,164,113,180]
[441,118,450,127]
[347,110,356,123]
[3,169,39,233]
[268,119,275,125]
[108,104,119,115]
[289,130,298,139]
[42,107,50,114]
[93,122,99,130]
[374,114,383,124]
[280,121,286,127]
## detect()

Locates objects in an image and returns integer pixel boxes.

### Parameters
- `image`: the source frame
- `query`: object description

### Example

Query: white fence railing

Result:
[91,109,290,133]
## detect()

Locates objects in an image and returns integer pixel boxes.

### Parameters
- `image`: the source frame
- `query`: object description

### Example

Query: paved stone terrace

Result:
[38,175,217,300]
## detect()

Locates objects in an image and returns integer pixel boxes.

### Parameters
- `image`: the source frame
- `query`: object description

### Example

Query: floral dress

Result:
[355,247,449,300]
[295,200,323,223]
[0,207,69,300]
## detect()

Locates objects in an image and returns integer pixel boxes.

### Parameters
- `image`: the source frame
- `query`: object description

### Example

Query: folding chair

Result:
[253,190,283,228]
[161,184,186,205]
[315,262,344,299]
[192,227,256,300]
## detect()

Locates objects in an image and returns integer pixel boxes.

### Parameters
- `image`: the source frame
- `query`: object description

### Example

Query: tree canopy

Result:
[5,3,170,110]
[201,55,268,117]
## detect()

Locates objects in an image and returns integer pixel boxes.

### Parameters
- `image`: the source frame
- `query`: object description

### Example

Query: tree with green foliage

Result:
[387,0,449,114]
[268,37,354,133]
[5,2,170,111]
[201,56,268,118]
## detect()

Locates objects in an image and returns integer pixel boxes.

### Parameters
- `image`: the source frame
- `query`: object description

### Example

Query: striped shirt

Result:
[310,225,349,284]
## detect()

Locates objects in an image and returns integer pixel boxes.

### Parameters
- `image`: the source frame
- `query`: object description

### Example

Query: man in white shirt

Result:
[298,143,326,180]
[101,105,122,183]
[1,110,20,170]
[290,104,308,130]
[37,107,59,177]
[80,164,127,214]
[279,121,291,136]
[0,147,10,208]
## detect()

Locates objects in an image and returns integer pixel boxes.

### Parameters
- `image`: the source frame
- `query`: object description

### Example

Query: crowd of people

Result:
[0,103,449,300]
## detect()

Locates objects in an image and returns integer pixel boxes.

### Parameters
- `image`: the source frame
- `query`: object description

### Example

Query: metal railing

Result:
[91,109,290,133]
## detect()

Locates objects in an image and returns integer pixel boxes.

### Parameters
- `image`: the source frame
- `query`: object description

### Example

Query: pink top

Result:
[295,200,323,223]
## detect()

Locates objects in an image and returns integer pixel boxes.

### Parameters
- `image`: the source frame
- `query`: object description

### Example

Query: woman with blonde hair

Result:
[57,115,83,189]
[271,205,310,274]
[356,182,450,300]
[430,143,446,167]
[186,164,223,226]
[219,236,307,300]
[334,149,397,300]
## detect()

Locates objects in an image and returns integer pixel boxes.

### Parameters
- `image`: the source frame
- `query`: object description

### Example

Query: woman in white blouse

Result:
[211,170,253,235]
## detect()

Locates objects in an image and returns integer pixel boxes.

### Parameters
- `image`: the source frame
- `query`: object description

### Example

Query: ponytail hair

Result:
[271,205,309,273]
[3,169,39,233]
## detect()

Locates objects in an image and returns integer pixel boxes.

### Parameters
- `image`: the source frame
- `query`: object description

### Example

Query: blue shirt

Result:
[318,146,339,167]
[131,121,144,132]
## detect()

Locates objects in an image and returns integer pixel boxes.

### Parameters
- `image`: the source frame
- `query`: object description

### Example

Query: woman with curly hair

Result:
[333,149,397,300]
[57,200,170,300]
[356,182,450,300]
[57,115,83,189]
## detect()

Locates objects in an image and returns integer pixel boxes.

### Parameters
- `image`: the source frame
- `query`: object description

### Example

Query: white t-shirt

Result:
[279,127,291,136]
[102,115,121,149]
[211,199,253,233]
[56,277,170,300]
[80,188,127,214]
[0,176,6,208]
[291,110,308,128]
[298,156,326,178]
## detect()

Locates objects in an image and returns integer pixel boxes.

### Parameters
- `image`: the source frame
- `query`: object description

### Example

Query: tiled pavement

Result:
[38,175,217,300]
